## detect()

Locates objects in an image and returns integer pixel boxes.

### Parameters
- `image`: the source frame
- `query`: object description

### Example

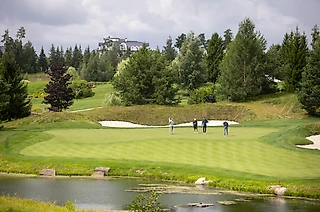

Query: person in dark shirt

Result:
[202,118,209,134]
[193,118,198,134]
[223,121,229,136]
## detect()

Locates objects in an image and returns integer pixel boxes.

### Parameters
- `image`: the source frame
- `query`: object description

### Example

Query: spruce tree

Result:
[0,52,31,121]
[217,18,266,101]
[38,46,48,72]
[0,78,10,121]
[297,35,320,115]
[22,41,39,73]
[281,27,308,92]
[206,32,224,83]
[43,63,74,112]
[163,36,176,62]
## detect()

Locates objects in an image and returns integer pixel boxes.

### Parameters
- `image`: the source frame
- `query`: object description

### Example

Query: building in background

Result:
[98,37,149,52]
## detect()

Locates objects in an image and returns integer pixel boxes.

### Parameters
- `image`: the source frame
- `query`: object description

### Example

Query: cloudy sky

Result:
[1,0,319,53]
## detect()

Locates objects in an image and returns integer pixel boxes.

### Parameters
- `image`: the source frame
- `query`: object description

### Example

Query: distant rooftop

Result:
[98,37,149,51]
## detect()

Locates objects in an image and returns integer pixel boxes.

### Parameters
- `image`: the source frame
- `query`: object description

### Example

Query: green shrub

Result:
[104,92,123,106]
[32,89,46,98]
[128,190,165,212]
[69,80,95,99]
[188,84,216,104]
[64,200,76,211]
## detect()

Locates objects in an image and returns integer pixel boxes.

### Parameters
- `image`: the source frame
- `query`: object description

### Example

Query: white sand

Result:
[99,120,238,128]
[296,135,320,150]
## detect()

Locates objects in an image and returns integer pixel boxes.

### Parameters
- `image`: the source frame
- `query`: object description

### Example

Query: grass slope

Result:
[18,127,320,180]
[1,76,320,199]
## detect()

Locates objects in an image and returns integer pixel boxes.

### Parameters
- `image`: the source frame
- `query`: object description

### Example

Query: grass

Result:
[1,117,320,198]
[0,75,320,201]
[17,127,320,179]
[0,195,124,212]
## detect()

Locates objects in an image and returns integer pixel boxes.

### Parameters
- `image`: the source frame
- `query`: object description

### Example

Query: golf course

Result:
[1,77,320,204]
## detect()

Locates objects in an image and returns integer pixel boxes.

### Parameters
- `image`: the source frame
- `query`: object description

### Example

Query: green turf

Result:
[19,127,320,179]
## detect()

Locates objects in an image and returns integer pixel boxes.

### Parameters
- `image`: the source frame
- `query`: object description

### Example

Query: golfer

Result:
[202,118,209,133]
[223,121,228,136]
[169,118,174,134]
[193,118,198,134]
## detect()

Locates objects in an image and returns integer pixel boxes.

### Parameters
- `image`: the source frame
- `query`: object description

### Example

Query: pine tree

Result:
[38,46,48,72]
[175,33,186,50]
[72,44,83,71]
[83,46,91,65]
[265,44,285,81]
[311,24,319,50]
[43,63,74,112]
[223,28,233,49]
[65,47,73,67]
[0,78,10,121]
[0,52,31,121]
[281,27,308,92]
[22,41,39,73]
[206,32,224,83]
[217,18,266,101]
[163,36,176,62]
[297,32,320,115]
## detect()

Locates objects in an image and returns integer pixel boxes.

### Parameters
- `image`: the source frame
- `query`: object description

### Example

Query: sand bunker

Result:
[296,135,320,150]
[99,120,238,128]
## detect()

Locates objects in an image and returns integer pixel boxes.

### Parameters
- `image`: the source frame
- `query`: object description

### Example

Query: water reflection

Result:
[0,176,319,212]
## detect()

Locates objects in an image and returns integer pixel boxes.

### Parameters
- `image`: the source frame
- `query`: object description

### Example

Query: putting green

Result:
[20,127,320,179]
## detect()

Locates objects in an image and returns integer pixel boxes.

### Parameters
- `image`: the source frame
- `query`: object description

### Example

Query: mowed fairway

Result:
[20,127,320,179]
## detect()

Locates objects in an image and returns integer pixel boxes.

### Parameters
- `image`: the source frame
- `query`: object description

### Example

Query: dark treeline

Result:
[1,18,320,116]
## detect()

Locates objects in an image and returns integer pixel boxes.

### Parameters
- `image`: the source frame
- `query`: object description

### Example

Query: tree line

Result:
[1,17,320,122]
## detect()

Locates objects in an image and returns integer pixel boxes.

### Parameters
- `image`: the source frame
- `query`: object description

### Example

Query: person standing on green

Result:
[169,118,174,135]
[223,121,229,136]
[202,118,209,134]
[193,118,198,134]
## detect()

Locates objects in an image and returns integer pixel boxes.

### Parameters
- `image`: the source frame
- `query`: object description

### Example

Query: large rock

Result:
[267,185,287,196]
[92,167,111,177]
[194,177,212,185]
[187,202,214,207]
[40,169,56,176]
[94,167,111,173]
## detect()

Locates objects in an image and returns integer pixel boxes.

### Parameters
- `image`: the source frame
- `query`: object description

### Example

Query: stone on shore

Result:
[187,202,214,207]
[92,167,111,177]
[195,177,212,185]
[267,185,287,196]
[40,169,56,176]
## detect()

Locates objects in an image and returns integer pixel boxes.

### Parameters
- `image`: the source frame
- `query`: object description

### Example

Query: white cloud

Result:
[0,0,319,52]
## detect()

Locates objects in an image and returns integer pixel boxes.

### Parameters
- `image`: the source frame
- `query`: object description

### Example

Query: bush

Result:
[69,80,95,99]
[104,92,123,106]
[31,89,46,98]
[128,190,165,212]
[188,84,216,104]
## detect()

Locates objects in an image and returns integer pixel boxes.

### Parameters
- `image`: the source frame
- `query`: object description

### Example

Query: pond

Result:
[0,176,319,211]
